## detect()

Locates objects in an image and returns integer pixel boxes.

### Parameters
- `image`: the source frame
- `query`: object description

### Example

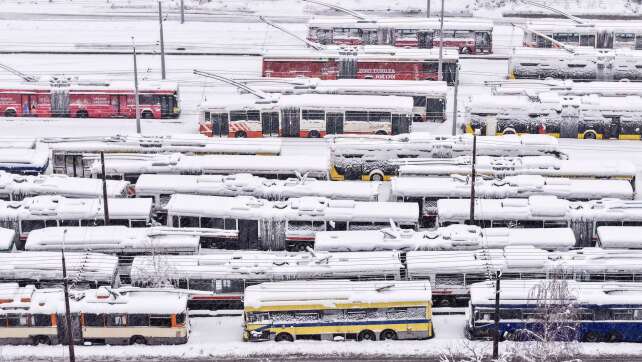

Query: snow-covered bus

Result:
[238,78,448,122]
[0,284,188,345]
[314,224,576,252]
[489,79,642,98]
[329,133,565,181]
[166,194,419,251]
[437,196,642,247]
[308,16,493,54]
[135,173,381,212]
[596,226,642,249]
[467,280,642,342]
[0,171,130,201]
[42,134,282,177]
[263,46,460,85]
[243,280,432,342]
[522,22,642,50]
[391,175,633,226]
[0,142,49,175]
[0,252,118,288]
[397,156,636,187]
[131,251,403,310]
[467,92,642,140]
[0,195,153,249]
[89,154,330,184]
[198,93,413,138]
[509,48,642,81]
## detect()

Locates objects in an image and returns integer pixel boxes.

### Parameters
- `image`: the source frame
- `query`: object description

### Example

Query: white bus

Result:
[314,224,576,252]
[134,173,381,212]
[89,153,330,183]
[238,78,448,122]
[596,226,642,249]
[0,251,118,288]
[489,79,642,98]
[0,284,188,345]
[437,196,642,247]
[198,93,413,138]
[0,171,130,201]
[42,134,282,177]
[166,194,419,251]
[131,250,403,310]
[0,228,15,252]
[391,175,633,226]
[330,133,565,181]
[522,22,642,50]
[0,195,153,249]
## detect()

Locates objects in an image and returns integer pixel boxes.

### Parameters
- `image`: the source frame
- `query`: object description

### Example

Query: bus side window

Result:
[32,314,51,327]
[107,314,127,327]
[634,310,642,320]
[128,314,150,327]
[179,216,199,228]
[224,218,238,230]
[130,220,148,228]
[328,221,347,231]
[84,314,105,327]
[150,315,172,327]
[21,220,46,233]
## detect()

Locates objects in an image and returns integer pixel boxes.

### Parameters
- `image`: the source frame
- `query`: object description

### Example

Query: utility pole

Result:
[493,270,502,360]
[133,37,141,134]
[100,152,110,225]
[180,0,185,24]
[437,0,445,82]
[469,132,477,223]
[451,64,460,136]
[426,0,430,17]
[158,1,167,80]
[61,229,75,362]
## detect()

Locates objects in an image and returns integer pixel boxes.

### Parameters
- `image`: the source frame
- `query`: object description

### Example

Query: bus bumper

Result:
[245,330,270,342]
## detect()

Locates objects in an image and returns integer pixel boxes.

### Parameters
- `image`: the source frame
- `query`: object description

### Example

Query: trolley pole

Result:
[451,64,460,136]
[437,0,445,81]
[493,270,502,360]
[158,1,167,80]
[61,229,75,362]
[180,0,185,24]
[100,152,110,225]
[426,0,430,17]
[469,133,477,223]
[133,38,141,134]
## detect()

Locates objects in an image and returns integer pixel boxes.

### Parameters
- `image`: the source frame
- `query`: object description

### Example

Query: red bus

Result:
[0,81,180,119]
[262,46,460,85]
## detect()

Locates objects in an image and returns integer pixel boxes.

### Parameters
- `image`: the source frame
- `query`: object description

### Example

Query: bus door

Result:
[211,113,229,137]
[21,95,32,116]
[64,154,85,177]
[596,30,614,49]
[160,95,171,118]
[238,219,259,249]
[418,31,433,49]
[362,29,378,45]
[111,95,120,116]
[261,112,280,136]
[281,108,301,137]
[560,108,579,138]
[475,31,491,53]
[57,313,82,344]
[326,112,344,135]
[608,116,621,139]
[426,97,445,122]
[392,114,410,135]
[338,56,358,79]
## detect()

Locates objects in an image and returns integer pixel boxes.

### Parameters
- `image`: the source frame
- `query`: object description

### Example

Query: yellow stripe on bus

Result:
[245,301,431,313]
[246,322,433,337]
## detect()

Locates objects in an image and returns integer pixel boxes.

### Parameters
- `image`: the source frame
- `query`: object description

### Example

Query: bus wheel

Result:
[76,110,89,118]
[369,171,384,182]
[380,329,397,341]
[4,109,16,117]
[583,131,597,140]
[502,128,516,135]
[32,335,51,346]
[358,330,376,341]
[582,331,601,343]
[130,335,147,345]
[235,131,247,138]
[606,331,623,343]
[308,130,321,138]
[375,130,388,136]
[275,332,294,342]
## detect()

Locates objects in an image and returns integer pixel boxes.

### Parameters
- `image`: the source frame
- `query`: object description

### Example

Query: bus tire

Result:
[308,130,321,138]
[606,331,623,343]
[583,131,597,140]
[582,331,601,343]
[380,329,397,341]
[358,330,376,341]
[502,127,516,135]
[76,110,89,118]
[369,171,384,182]
[142,111,154,119]
[375,130,388,136]
[235,131,247,138]
[130,335,147,345]
[32,335,51,345]
[4,109,16,117]
[275,332,294,342]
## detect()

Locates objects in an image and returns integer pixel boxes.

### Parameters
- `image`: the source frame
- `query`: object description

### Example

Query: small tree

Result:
[130,238,176,288]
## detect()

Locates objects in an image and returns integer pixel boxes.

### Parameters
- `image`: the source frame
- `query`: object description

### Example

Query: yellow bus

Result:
[243,280,432,342]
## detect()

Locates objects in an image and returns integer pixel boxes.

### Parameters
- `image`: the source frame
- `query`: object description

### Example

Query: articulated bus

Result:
[0,284,188,345]
[467,93,642,140]
[308,17,493,54]
[467,280,642,342]
[329,133,565,181]
[243,280,433,342]
[0,81,180,119]
[489,79,642,98]
[42,134,282,178]
[198,93,413,138]
[239,78,448,122]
